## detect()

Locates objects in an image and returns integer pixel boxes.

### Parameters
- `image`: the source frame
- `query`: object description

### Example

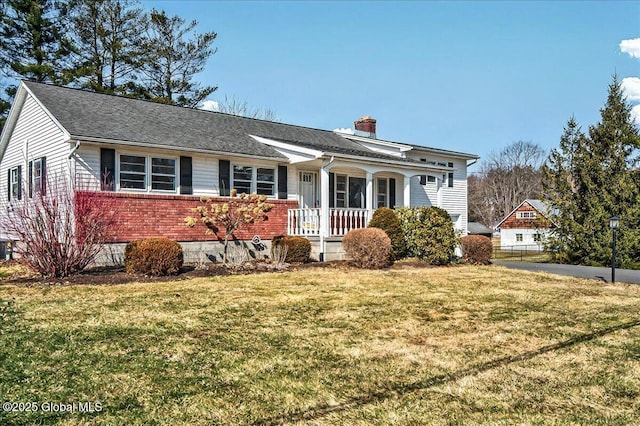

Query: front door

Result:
[299,171,317,208]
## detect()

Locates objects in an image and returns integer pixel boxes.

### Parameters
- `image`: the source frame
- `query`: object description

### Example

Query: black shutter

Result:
[100,148,116,191]
[448,162,454,188]
[180,156,193,195]
[420,175,426,185]
[219,159,230,196]
[389,178,396,208]
[40,157,46,196]
[277,165,287,199]
[28,161,33,198]
[16,165,22,200]
[329,172,335,208]
[7,169,10,201]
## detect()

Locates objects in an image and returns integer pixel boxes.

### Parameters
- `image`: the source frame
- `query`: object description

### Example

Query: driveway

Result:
[492,260,640,284]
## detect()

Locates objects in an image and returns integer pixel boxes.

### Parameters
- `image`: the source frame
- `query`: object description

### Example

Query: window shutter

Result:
[277,165,287,199]
[6,169,10,201]
[420,175,426,185]
[180,156,193,195]
[100,148,116,191]
[40,157,46,196]
[329,172,335,208]
[17,165,22,200]
[219,159,230,196]
[28,161,33,198]
[448,162,454,188]
[389,178,396,208]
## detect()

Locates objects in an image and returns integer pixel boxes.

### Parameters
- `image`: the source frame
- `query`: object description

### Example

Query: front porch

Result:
[287,208,370,237]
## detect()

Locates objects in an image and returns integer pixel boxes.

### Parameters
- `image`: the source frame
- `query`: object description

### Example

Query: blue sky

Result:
[143,1,640,169]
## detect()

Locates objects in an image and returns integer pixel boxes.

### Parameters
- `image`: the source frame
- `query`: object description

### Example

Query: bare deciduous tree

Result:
[215,94,279,121]
[468,140,545,227]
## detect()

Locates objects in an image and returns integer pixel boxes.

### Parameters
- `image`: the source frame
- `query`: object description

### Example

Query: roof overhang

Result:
[249,135,324,163]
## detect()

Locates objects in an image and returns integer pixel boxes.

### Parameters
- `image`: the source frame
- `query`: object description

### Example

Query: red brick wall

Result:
[77,191,297,243]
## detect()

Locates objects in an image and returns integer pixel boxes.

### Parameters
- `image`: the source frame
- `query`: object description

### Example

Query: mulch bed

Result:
[0,258,436,287]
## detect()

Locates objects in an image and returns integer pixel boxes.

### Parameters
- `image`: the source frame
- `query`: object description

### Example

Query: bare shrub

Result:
[1,174,117,278]
[342,228,391,269]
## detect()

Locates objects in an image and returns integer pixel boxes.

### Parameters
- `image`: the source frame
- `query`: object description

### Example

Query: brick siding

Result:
[77,191,297,243]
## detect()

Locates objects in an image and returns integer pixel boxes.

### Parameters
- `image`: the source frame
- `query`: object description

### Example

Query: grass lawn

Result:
[1,265,639,425]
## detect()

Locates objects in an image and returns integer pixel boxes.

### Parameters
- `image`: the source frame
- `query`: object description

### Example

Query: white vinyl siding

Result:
[0,93,70,207]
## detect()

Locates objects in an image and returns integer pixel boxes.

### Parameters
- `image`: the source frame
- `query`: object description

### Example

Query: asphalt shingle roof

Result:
[24,81,436,164]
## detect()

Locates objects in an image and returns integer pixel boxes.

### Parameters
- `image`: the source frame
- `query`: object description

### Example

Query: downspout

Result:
[319,155,335,261]
[68,140,81,159]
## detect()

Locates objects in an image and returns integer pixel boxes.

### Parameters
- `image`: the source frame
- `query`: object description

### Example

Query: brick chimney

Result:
[354,116,376,138]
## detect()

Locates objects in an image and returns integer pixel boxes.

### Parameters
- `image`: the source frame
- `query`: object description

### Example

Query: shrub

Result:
[125,238,183,276]
[461,235,493,265]
[396,206,458,265]
[271,235,311,263]
[368,207,406,260]
[342,228,391,269]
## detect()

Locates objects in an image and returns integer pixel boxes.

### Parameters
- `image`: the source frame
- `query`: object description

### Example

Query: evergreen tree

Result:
[67,0,146,95]
[543,75,640,267]
[140,9,217,107]
[0,0,73,83]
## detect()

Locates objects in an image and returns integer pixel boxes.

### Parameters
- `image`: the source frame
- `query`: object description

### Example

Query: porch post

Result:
[366,171,374,218]
[403,175,411,207]
[320,165,331,260]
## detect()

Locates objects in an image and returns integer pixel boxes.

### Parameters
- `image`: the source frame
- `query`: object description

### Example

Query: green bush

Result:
[396,206,458,265]
[125,238,184,276]
[461,235,493,265]
[368,207,406,260]
[342,227,391,269]
[271,235,311,263]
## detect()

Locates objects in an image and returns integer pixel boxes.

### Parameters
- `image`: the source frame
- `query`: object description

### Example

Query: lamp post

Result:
[609,216,619,283]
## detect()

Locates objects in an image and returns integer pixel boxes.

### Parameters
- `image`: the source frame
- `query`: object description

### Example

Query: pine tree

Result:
[0,0,74,131]
[67,0,146,95]
[139,9,217,107]
[543,75,640,267]
[0,0,73,83]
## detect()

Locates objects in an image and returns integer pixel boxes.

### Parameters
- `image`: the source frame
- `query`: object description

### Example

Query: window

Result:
[516,233,523,242]
[9,167,19,200]
[233,165,253,194]
[349,177,366,208]
[516,211,537,219]
[31,157,43,195]
[335,174,347,207]
[533,234,542,242]
[118,154,177,192]
[427,175,436,183]
[377,178,387,208]
[256,167,275,196]
[231,165,276,196]
[119,155,146,189]
[151,157,176,191]
[448,162,454,188]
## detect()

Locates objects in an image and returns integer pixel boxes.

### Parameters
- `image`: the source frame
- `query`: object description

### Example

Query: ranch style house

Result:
[0,81,479,262]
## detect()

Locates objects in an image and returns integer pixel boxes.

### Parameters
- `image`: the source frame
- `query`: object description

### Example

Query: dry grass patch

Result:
[1,265,639,425]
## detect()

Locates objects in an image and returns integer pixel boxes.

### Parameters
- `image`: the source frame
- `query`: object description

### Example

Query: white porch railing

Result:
[288,208,370,237]
[288,208,321,236]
